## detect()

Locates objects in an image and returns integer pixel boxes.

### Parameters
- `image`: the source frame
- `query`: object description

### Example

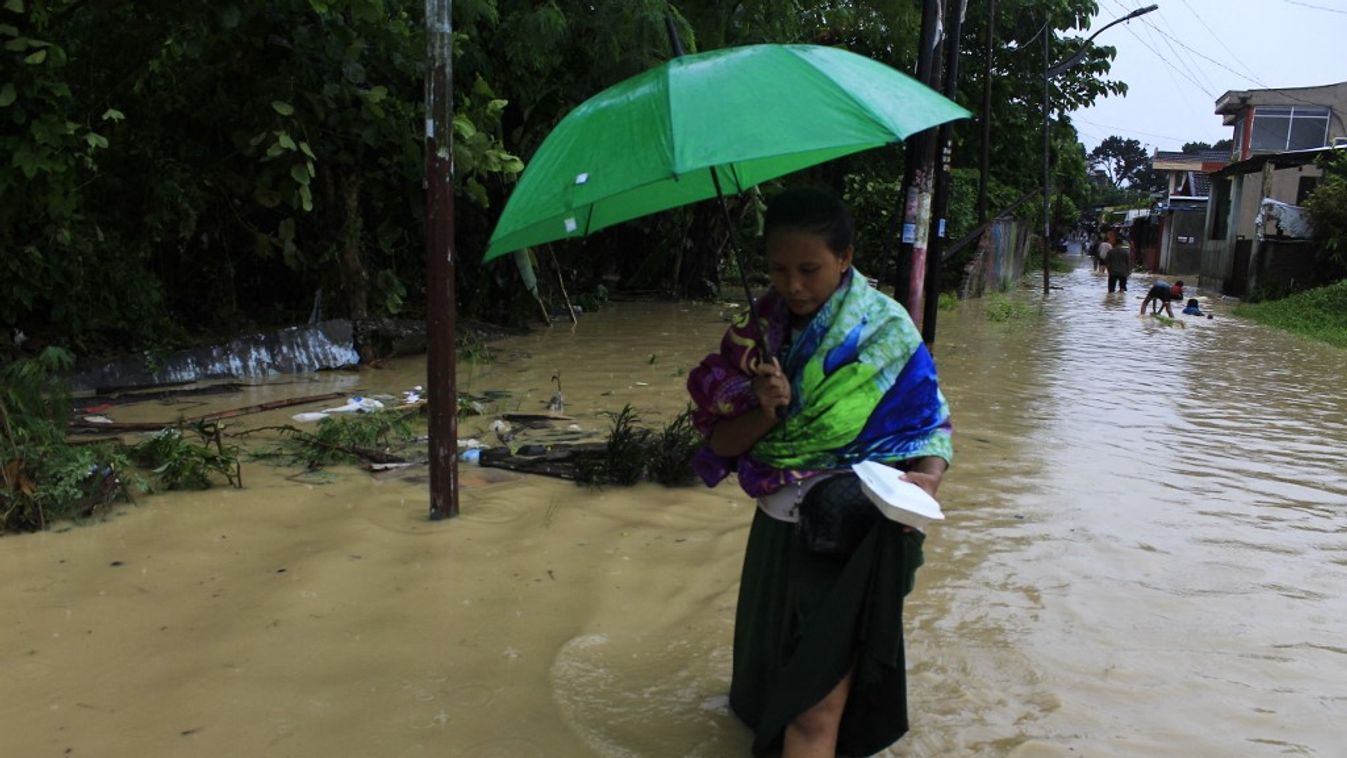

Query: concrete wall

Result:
[1233,164,1323,238]
[1200,239,1233,294]
[1252,240,1322,295]
[960,218,1030,299]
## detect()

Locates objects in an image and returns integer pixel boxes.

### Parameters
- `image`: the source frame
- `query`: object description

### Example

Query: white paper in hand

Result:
[851,460,945,530]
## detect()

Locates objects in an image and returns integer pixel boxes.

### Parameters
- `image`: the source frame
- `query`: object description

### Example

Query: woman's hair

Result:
[763,187,854,256]
[1187,298,1200,308]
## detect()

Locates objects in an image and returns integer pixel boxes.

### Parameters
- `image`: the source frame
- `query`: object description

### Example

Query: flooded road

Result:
[3,258,1346,756]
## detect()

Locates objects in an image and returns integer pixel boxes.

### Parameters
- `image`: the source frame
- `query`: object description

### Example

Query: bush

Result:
[1,348,137,531]
[1304,151,1347,280]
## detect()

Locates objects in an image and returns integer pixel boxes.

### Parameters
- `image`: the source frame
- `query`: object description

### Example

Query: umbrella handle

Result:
[708,170,785,421]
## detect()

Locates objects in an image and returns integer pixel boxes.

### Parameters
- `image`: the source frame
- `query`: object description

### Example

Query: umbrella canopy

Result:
[484,43,971,262]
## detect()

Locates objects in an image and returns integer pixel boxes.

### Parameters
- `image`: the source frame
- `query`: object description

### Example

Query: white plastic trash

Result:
[322,396,385,414]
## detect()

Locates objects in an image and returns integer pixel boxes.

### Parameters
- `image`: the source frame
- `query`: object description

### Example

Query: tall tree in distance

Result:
[1090,135,1163,193]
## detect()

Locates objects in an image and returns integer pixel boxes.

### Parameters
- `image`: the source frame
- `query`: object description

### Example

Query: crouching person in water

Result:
[687,187,953,757]
[1140,279,1185,318]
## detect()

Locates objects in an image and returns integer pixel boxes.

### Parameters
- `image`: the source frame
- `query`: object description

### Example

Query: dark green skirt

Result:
[729,508,925,757]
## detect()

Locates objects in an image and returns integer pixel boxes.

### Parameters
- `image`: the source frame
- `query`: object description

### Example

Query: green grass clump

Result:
[984,293,1034,323]
[938,292,960,311]
[1234,279,1347,349]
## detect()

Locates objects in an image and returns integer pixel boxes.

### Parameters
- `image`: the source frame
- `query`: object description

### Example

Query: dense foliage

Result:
[2,0,1117,357]
[1304,150,1347,280]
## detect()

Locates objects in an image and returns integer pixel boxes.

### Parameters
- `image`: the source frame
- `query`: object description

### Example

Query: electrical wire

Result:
[1073,115,1190,143]
[1099,0,1215,99]
[1176,0,1263,83]
[1135,13,1347,127]
[1153,6,1220,93]
[1280,0,1347,15]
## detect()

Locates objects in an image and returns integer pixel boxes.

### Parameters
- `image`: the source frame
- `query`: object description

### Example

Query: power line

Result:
[1136,14,1347,120]
[1072,115,1191,143]
[1177,0,1262,83]
[1137,15,1261,88]
[1153,6,1219,93]
[1095,0,1213,99]
[1281,0,1347,15]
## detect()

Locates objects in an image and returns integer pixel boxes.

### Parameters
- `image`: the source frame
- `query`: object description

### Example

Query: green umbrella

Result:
[484,43,971,263]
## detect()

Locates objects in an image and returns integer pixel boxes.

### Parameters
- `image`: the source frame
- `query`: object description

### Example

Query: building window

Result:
[1249,106,1330,153]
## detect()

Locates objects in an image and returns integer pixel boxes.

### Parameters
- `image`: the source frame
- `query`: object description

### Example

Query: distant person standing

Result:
[1092,231,1109,273]
[1104,227,1131,293]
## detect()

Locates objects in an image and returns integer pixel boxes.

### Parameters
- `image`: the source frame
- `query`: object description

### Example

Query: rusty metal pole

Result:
[426,0,459,520]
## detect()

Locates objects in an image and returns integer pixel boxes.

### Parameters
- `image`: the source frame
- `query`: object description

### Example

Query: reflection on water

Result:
[2,259,1346,756]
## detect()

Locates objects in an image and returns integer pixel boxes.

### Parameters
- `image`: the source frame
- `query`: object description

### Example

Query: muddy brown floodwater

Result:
[3,259,1346,757]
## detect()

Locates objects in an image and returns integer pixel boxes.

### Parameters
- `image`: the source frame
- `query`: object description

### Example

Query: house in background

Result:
[1217,81,1347,162]
[1201,80,1347,296]
[1150,150,1228,275]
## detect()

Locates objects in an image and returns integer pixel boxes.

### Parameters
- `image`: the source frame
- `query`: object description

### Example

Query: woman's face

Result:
[765,230,853,322]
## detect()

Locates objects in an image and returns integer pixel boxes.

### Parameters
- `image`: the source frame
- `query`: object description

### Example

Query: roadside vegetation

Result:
[1234,279,1347,350]
[3,0,1123,359]
[1,348,139,531]
[984,292,1036,323]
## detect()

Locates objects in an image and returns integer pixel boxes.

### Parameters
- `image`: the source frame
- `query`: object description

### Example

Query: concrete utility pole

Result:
[896,0,943,329]
[426,0,459,520]
[924,0,968,345]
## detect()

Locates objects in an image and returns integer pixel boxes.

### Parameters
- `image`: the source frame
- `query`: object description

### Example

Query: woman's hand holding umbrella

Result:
[750,357,790,422]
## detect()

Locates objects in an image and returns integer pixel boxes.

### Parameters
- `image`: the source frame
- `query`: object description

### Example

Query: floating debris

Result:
[546,372,565,413]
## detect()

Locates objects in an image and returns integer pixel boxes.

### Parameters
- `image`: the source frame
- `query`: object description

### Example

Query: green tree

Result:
[1181,139,1233,155]
[1089,135,1162,192]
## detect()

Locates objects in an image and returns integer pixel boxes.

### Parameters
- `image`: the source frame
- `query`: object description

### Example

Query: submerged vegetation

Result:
[984,293,1036,323]
[576,404,702,487]
[129,423,241,491]
[271,411,421,468]
[1234,279,1347,349]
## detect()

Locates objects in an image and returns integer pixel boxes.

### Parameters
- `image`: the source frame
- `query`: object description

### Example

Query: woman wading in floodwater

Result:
[688,188,953,756]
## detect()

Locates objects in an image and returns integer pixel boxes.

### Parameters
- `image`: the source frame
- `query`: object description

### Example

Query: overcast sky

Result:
[1064,0,1347,154]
